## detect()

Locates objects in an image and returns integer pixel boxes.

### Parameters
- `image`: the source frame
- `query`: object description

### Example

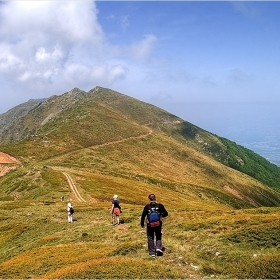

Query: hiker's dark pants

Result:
[147,225,162,255]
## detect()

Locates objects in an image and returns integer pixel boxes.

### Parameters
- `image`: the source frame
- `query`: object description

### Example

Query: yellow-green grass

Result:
[42,130,279,208]
[1,169,280,279]
[1,202,280,278]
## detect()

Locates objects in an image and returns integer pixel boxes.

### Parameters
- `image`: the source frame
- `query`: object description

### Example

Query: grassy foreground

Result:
[0,169,280,279]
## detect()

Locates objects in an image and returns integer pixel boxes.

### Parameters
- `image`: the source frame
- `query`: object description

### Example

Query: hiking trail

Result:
[59,129,153,202]
[63,172,86,202]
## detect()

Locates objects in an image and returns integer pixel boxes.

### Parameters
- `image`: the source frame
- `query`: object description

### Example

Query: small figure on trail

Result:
[140,194,168,257]
[111,194,122,225]
[67,202,74,223]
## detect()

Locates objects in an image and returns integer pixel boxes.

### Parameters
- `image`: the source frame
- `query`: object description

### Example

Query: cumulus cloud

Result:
[0,1,103,44]
[0,0,161,113]
[0,45,23,73]
[35,47,64,63]
[0,1,131,94]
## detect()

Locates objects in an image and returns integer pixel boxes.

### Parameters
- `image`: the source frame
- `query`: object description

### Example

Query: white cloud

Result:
[35,47,63,63]
[18,71,32,82]
[0,1,103,44]
[108,64,129,82]
[64,63,128,86]
[0,46,23,73]
[0,1,105,89]
[0,0,157,104]
[129,34,157,60]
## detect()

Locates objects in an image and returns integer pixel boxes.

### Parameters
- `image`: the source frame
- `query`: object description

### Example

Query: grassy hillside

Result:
[1,87,280,191]
[0,86,280,278]
[0,168,280,278]
[219,137,280,191]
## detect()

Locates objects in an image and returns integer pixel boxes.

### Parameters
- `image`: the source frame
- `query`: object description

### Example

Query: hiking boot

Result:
[156,248,164,256]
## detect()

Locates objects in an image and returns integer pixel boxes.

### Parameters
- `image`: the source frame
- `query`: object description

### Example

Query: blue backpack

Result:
[147,205,161,227]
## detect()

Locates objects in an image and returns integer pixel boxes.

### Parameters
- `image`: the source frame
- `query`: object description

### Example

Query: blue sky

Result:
[96,1,280,103]
[0,1,280,164]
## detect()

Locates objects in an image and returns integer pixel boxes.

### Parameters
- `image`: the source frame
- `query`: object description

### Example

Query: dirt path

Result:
[59,129,153,203]
[90,128,152,149]
[44,127,153,165]
[63,172,87,202]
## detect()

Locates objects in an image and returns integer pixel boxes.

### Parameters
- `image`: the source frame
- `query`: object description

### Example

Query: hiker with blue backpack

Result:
[140,194,168,257]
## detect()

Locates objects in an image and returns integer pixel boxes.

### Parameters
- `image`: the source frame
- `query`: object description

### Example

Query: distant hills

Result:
[0,98,46,135]
[0,86,280,207]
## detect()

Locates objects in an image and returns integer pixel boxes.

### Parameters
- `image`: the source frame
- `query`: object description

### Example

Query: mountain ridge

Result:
[0,86,280,207]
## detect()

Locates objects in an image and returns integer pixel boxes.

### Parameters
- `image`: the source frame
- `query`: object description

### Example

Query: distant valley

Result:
[157,101,280,167]
[226,125,280,167]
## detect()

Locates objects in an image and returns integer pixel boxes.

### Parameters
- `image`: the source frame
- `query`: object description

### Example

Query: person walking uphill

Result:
[140,194,168,257]
[111,194,122,225]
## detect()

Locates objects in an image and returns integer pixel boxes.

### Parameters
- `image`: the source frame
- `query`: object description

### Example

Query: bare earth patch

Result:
[223,185,243,199]
[0,152,20,176]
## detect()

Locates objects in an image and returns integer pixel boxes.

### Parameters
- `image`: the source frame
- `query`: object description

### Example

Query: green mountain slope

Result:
[0,98,45,135]
[0,86,279,195]
[0,86,280,278]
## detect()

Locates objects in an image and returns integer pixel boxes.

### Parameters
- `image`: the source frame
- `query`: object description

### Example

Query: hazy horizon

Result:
[156,101,280,167]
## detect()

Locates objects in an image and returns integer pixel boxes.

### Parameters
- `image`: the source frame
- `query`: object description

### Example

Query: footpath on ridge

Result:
[60,128,153,203]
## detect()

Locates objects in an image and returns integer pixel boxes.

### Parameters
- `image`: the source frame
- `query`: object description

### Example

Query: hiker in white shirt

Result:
[67,202,74,223]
